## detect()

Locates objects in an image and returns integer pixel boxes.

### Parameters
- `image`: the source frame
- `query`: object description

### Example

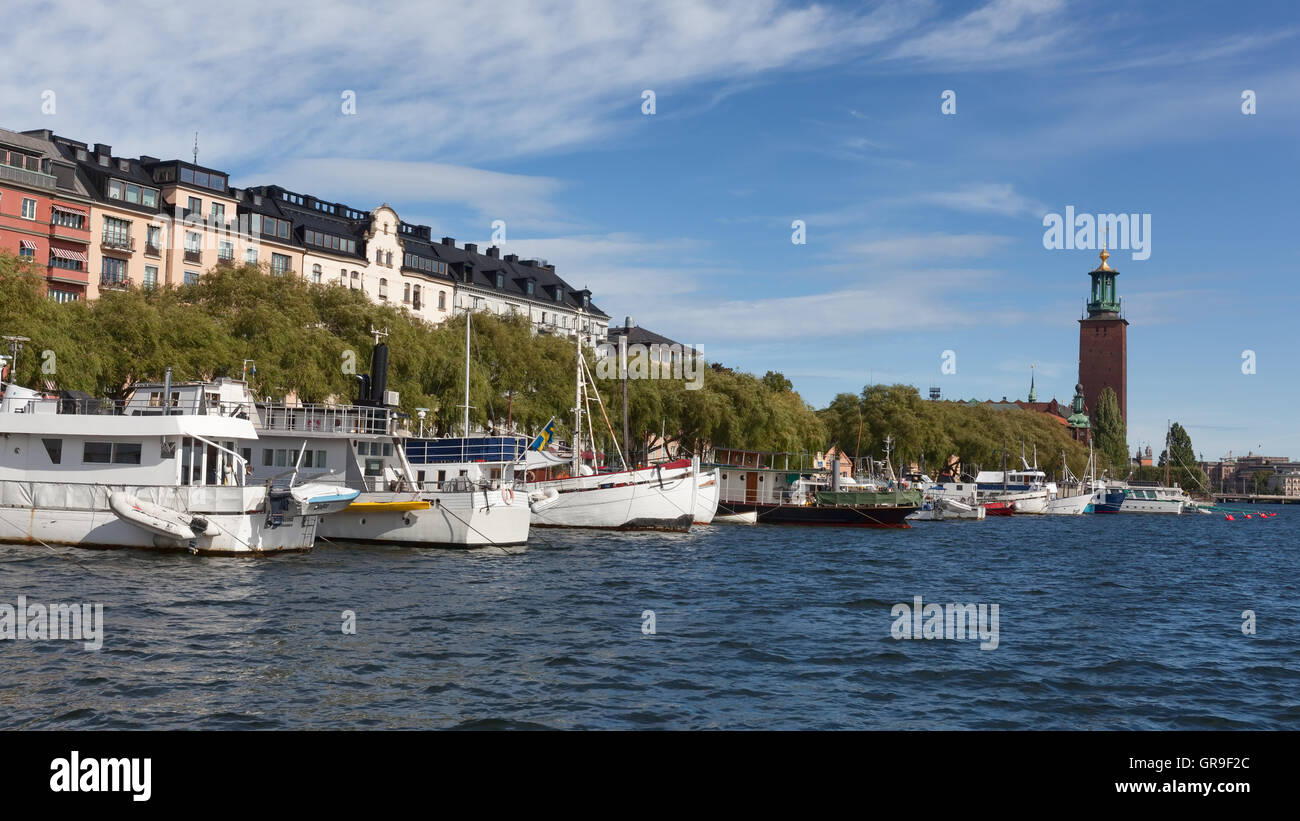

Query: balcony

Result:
[0,164,56,190]
[184,249,202,263]
[101,235,135,253]
[100,274,131,290]
[144,243,162,257]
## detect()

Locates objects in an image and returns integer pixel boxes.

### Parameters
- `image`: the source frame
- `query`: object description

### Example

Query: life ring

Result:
[501,486,515,504]
[525,471,536,483]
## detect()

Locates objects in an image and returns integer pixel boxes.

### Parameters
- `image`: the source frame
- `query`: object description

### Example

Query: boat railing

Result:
[255,402,395,436]
[3,394,260,418]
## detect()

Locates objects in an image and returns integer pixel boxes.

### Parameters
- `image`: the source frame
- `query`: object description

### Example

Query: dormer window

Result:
[495,272,504,289]
[525,279,535,296]
[554,287,564,303]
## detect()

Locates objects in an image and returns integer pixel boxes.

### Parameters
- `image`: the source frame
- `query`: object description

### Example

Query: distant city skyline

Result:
[2,0,1296,459]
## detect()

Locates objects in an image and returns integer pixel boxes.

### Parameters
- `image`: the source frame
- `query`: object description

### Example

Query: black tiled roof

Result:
[607,324,682,348]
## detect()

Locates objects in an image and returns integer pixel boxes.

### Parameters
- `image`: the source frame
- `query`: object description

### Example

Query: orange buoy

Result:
[1224,514,1235,521]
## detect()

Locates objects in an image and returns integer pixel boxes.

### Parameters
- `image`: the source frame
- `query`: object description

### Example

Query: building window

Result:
[412,284,421,310]
[210,202,225,223]
[21,198,37,220]
[349,270,359,289]
[438,291,446,310]
[18,244,35,260]
[48,289,79,303]
[403,283,410,303]
[146,224,162,253]
[187,196,201,214]
[218,241,233,261]
[311,263,322,283]
[184,271,199,285]
[376,249,383,265]
[185,231,201,252]
[385,251,392,267]
[378,278,388,299]
[271,253,290,276]
[102,216,131,247]
[495,272,504,288]
[51,208,85,230]
[525,279,535,296]
[101,256,127,286]
[245,248,258,264]
[144,265,158,288]
[50,252,84,271]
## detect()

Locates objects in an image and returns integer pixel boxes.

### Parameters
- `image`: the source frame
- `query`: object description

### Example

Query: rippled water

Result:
[1,508,1296,730]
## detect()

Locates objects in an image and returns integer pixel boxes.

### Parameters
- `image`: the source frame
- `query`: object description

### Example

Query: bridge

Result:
[1212,493,1299,505]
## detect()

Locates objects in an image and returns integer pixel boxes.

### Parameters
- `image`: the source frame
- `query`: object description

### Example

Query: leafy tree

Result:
[1157,421,1208,492]
[1092,387,1128,477]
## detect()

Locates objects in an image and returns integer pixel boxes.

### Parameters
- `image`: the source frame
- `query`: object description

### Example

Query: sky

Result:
[3,0,1297,461]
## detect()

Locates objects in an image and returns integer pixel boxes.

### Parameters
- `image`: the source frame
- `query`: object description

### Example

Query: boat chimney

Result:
[163,367,172,416]
[370,342,389,405]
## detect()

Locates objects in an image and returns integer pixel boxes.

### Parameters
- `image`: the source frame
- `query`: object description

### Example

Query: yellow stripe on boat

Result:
[344,500,432,512]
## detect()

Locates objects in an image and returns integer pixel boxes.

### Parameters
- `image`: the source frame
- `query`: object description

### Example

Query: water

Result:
[1,508,1296,730]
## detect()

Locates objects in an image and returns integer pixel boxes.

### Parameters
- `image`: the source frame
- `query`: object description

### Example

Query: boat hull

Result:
[694,469,719,525]
[1045,493,1093,515]
[528,462,698,532]
[318,489,531,547]
[0,482,319,554]
[731,503,914,528]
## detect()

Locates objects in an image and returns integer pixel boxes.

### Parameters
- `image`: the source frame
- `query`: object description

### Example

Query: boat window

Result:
[263,449,274,467]
[113,443,142,464]
[42,438,62,464]
[83,442,113,463]
[241,447,252,465]
[161,440,176,459]
[382,442,393,457]
[437,470,446,483]
[365,459,383,476]
[274,449,287,467]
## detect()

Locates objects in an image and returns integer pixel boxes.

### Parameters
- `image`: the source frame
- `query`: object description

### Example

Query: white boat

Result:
[0,379,353,554]
[1096,483,1186,514]
[525,454,700,531]
[713,510,758,524]
[1044,492,1093,515]
[907,494,987,521]
[519,331,699,532]
[694,468,719,525]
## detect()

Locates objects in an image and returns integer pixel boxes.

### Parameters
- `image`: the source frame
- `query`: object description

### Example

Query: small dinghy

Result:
[713,510,758,524]
[109,491,208,545]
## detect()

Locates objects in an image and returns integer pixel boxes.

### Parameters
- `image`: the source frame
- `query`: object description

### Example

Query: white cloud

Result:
[258,158,567,229]
[902,183,1047,218]
[888,0,1070,68]
[848,233,1012,260]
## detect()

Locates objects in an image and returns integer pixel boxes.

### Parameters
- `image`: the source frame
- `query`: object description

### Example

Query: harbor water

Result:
[1,508,1295,730]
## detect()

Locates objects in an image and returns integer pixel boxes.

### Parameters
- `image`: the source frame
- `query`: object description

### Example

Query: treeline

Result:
[2,257,1193,480]
[820,385,1101,480]
[0,258,825,455]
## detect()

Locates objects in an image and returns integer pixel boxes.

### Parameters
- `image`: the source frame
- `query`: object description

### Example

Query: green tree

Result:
[1157,421,1208,493]
[1092,387,1128,477]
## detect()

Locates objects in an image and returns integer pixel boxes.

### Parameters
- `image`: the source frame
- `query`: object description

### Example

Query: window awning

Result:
[52,204,88,217]
[50,247,87,263]
[19,239,38,250]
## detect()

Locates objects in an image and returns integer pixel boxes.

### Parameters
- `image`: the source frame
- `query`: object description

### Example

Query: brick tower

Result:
[1078,245,1128,423]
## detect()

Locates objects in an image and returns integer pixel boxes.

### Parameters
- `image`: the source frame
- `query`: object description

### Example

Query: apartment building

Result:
[0,127,93,302]
[7,127,608,345]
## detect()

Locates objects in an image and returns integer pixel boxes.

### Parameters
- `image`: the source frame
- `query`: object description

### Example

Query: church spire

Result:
[1028,365,1036,402]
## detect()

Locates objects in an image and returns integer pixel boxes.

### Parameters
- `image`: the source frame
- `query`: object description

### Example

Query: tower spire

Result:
[1028,364,1036,402]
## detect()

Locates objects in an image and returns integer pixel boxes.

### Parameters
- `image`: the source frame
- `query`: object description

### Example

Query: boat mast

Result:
[460,307,473,461]
[573,328,583,475]
[1165,419,1171,487]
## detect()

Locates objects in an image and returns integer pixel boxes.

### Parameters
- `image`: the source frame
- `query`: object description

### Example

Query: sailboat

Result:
[1044,448,1094,515]
[522,314,700,531]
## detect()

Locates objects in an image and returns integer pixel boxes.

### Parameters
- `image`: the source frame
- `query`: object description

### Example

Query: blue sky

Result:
[4,0,1297,460]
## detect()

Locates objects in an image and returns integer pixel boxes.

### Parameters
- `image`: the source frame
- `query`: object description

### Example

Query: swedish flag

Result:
[529,418,557,451]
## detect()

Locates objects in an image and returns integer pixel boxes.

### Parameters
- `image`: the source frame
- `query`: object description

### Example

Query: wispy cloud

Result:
[848,233,1012,260]
[901,184,1047,218]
